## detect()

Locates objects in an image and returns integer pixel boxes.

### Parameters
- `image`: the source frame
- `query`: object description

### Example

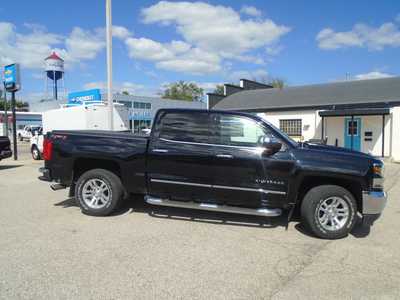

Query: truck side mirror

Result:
[261,136,282,156]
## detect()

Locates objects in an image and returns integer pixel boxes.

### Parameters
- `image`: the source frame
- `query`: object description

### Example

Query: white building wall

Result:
[325,117,345,147]
[325,115,391,157]
[257,109,395,158]
[258,110,321,141]
[391,107,400,161]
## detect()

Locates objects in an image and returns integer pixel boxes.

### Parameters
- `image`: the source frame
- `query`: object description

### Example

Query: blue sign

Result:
[4,64,21,91]
[68,89,102,105]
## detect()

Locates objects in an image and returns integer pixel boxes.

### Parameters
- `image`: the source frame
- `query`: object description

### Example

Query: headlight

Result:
[372,163,384,177]
[372,163,384,190]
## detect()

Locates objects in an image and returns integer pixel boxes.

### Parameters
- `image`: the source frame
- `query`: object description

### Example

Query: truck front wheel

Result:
[75,169,124,216]
[301,185,357,239]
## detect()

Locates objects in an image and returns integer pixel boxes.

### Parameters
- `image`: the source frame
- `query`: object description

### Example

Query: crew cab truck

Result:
[39,109,387,239]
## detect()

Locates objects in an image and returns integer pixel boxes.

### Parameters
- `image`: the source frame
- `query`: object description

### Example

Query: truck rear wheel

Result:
[75,169,123,216]
[300,185,357,239]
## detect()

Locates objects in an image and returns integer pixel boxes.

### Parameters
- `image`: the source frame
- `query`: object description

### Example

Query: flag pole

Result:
[106,0,114,130]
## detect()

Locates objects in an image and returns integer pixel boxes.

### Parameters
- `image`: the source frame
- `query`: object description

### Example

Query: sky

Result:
[0,0,400,102]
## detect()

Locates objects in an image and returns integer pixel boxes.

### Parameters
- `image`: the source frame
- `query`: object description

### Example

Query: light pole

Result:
[106,0,114,130]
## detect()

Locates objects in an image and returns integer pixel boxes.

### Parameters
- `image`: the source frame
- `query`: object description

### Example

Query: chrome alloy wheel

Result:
[82,179,111,209]
[317,196,350,231]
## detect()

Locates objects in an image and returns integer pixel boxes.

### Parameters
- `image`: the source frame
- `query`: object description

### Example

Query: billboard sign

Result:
[67,89,102,105]
[4,63,21,92]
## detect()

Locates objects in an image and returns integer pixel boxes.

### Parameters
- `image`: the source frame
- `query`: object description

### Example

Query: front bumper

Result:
[362,190,387,215]
[0,150,12,159]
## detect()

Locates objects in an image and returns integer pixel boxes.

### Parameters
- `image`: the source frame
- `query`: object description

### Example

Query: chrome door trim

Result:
[150,179,286,195]
[152,149,169,153]
[216,154,234,159]
[213,184,286,195]
[151,178,212,188]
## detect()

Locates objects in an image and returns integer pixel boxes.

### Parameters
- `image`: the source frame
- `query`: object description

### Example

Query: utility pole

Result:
[11,91,17,160]
[3,82,9,137]
[106,0,114,130]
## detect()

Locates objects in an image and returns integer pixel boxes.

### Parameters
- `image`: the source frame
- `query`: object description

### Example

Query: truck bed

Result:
[45,130,149,194]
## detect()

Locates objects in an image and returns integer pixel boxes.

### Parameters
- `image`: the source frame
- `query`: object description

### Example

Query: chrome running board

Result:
[145,196,282,217]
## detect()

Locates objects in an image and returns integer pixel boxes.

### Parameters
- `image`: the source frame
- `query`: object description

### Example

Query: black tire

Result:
[31,146,41,160]
[75,169,124,216]
[301,185,357,239]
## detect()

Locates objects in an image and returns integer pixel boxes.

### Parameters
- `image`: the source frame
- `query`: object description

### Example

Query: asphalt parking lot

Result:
[1,144,400,299]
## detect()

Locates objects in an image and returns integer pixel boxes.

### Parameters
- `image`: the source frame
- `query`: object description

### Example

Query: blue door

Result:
[344,118,361,151]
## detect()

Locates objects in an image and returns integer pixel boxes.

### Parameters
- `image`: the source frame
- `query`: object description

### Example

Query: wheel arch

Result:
[70,158,123,197]
[295,175,363,213]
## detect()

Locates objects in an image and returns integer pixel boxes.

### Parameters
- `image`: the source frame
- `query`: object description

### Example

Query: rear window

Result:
[158,112,210,143]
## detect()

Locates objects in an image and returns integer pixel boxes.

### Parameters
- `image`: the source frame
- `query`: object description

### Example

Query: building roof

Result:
[45,52,64,61]
[214,77,400,111]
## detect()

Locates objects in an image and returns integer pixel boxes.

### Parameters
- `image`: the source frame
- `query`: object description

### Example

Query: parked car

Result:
[39,109,387,239]
[17,125,42,141]
[30,129,43,160]
[0,136,12,161]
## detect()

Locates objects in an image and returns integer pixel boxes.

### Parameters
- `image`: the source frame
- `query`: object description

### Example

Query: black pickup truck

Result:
[0,136,12,161]
[39,109,387,239]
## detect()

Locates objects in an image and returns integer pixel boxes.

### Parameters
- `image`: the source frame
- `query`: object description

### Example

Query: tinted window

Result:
[159,112,209,143]
[213,114,274,147]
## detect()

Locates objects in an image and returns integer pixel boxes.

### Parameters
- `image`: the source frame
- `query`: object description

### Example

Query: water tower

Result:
[45,52,65,100]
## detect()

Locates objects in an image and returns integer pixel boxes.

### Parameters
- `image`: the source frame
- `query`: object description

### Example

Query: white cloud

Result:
[142,2,289,57]
[112,25,132,39]
[317,20,400,50]
[354,71,394,80]
[0,22,64,69]
[240,5,262,17]
[125,37,176,61]
[64,27,105,61]
[0,22,131,70]
[131,1,289,74]
[125,37,220,75]
[227,69,268,82]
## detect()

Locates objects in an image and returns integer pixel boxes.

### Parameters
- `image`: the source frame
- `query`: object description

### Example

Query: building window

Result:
[133,102,151,109]
[279,119,302,137]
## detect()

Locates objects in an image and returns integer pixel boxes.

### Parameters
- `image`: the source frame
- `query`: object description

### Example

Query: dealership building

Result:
[30,89,206,133]
[0,111,42,136]
[209,77,400,161]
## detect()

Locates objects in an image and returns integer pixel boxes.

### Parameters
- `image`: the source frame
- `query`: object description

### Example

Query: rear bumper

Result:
[38,167,52,182]
[0,150,12,159]
[362,191,387,215]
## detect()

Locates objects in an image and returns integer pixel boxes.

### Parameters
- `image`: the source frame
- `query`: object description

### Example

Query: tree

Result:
[162,81,204,101]
[268,78,286,89]
[213,84,224,95]
[252,75,287,89]
[121,91,130,95]
[0,99,29,111]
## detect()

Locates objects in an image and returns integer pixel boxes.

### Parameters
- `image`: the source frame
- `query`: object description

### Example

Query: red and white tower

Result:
[45,52,65,100]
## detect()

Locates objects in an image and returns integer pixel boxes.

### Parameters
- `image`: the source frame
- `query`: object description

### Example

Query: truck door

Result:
[209,113,289,208]
[147,111,215,203]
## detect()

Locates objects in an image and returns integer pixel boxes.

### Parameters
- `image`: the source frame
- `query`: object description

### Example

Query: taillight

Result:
[43,138,53,161]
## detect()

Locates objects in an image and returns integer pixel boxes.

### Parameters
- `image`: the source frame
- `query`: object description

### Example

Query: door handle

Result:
[216,154,234,159]
[153,149,169,153]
